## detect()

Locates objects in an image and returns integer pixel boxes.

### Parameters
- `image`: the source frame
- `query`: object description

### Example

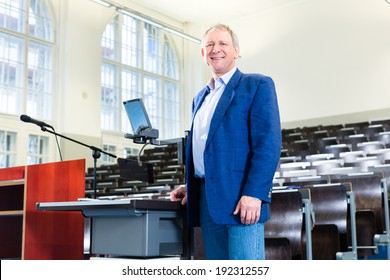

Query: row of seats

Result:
[84,142,185,199]
[282,119,390,140]
[277,151,390,178]
[268,119,390,260]
[282,120,390,157]
[267,171,390,260]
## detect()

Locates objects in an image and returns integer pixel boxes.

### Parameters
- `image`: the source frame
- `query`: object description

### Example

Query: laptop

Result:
[123,98,159,142]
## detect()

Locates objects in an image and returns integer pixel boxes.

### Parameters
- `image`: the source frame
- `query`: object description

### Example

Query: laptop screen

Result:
[123,98,152,134]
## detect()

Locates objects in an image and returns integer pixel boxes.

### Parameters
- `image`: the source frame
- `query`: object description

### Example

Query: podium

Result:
[0,159,85,260]
[36,199,184,258]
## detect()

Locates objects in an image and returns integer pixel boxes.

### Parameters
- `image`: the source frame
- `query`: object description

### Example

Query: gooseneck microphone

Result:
[20,114,53,129]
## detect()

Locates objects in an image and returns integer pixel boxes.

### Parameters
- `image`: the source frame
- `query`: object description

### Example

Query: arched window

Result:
[101,13,181,140]
[0,0,54,167]
[0,0,54,119]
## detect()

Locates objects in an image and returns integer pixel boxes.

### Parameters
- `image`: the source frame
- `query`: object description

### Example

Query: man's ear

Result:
[234,46,240,59]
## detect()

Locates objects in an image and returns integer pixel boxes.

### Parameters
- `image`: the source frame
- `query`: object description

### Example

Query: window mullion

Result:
[118,15,123,131]
[22,0,30,114]
[160,32,165,134]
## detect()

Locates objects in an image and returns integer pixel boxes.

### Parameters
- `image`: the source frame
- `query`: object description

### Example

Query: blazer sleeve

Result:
[241,76,282,203]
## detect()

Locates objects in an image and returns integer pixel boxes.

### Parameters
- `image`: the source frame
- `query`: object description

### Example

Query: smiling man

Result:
[171,23,282,260]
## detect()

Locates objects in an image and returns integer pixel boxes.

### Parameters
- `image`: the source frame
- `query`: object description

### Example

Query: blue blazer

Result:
[185,69,282,226]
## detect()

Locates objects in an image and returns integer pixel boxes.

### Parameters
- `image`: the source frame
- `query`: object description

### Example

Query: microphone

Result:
[20,114,53,129]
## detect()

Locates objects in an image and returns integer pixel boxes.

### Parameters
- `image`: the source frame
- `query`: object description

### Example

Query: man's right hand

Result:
[170,185,187,205]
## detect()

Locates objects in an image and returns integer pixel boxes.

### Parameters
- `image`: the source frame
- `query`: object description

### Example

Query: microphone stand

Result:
[39,125,117,259]
[40,126,117,199]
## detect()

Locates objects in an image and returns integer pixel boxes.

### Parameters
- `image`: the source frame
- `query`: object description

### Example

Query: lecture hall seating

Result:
[277,119,390,260]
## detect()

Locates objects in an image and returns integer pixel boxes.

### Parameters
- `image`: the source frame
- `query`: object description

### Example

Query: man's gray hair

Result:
[202,23,240,48]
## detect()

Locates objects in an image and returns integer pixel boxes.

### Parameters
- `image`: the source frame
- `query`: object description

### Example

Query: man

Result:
[171,24,281,260]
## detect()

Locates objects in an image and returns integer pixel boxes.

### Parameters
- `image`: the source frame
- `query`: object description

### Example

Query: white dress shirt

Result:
[192,67,237,178]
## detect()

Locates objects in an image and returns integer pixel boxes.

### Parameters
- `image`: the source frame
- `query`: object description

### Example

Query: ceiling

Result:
[126,0,307,24]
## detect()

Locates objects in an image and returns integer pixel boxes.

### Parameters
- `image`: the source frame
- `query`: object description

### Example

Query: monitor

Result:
[123,98,152,134]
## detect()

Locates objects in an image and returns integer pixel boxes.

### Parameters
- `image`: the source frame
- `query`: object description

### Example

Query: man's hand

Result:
[170,185,187,205]
[233,195,262,225]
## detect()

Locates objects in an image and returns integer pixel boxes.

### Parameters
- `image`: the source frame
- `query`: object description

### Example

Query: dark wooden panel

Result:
[265,237,291,260]
[331,172,384,257]
[265,190,306,259]
[305,184,350,252]
[0,185,24,211]
[0,216,23,259]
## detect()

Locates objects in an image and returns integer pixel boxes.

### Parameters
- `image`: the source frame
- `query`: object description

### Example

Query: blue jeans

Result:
[199,182,265,260]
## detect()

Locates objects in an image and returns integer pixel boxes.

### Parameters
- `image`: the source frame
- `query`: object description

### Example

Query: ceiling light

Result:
[90,0,201,44]
[116,8,201,44]
[117,8,164,29]
[90,0,112,7]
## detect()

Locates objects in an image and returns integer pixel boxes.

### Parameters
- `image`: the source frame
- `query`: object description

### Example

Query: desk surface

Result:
[36,198,182,212]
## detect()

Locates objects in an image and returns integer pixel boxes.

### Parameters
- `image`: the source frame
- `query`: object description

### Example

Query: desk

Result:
[36,199,186,258]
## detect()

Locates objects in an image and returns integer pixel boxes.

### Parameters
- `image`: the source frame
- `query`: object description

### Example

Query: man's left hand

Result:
[233,195,262,225]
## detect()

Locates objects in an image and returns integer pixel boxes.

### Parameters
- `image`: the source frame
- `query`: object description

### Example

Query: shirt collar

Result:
[206,67,237,90]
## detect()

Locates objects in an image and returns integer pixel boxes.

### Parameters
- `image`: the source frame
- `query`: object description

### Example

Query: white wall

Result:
[230,0,390,128]
[56,0,110,137]
[52,0,115,167]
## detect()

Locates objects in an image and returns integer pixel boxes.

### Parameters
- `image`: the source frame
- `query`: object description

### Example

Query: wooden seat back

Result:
[265,189,309,259]
[331,172,383,233]
[304,183,351,255]
[331,172,384,256]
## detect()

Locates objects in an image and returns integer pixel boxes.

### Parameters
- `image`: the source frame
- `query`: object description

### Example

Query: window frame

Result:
[0,0,55,120]
[100,13,183,141]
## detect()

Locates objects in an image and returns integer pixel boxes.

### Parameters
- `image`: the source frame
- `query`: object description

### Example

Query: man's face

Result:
[201,28,240,78]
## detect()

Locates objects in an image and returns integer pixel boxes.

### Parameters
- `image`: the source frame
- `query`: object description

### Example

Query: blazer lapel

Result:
[206,70,243,148]
[192,87,210,121]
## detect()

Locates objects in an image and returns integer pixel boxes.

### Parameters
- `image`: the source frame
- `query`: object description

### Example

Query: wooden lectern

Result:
[0,159,85,260]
